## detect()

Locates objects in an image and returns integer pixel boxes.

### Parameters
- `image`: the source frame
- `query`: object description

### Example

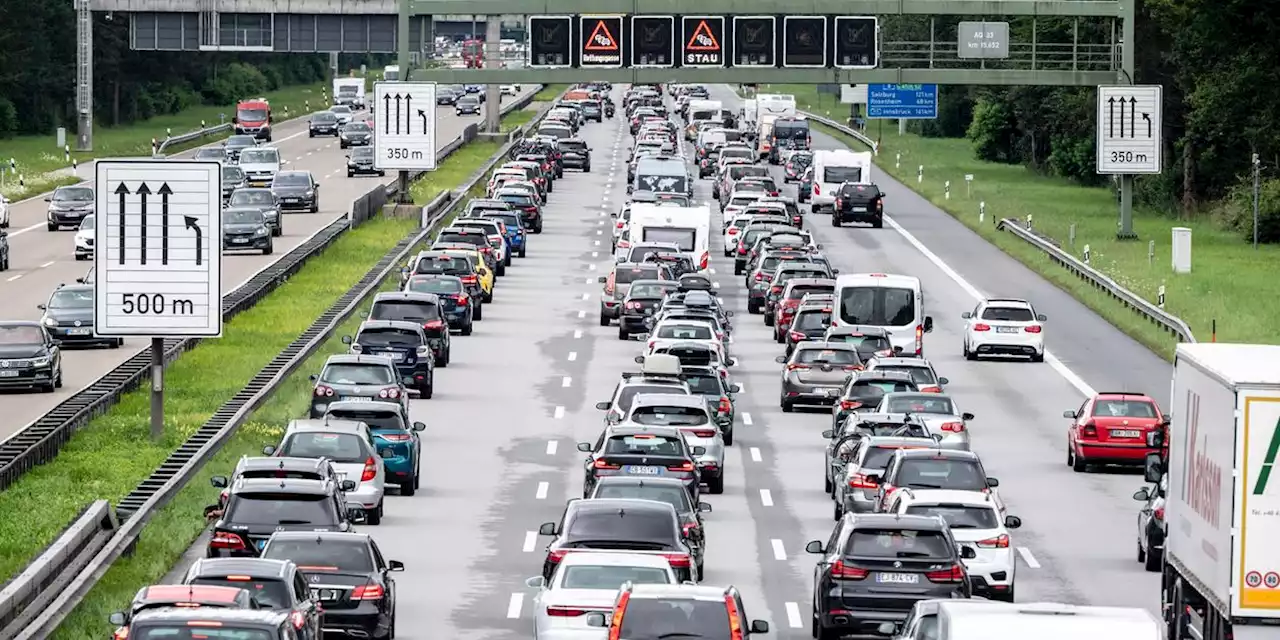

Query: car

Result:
[400,276,475,335]
[1132,477,1167,571]
[223,134,259,161]
[401,252,488,316]
[205,476,361,557]
[45,185,94,230]
[222,208,274,255]
[347,146,384,176]
[343,321,435,398]
[960,298,1047,361]
[193,146,228,162]
[829,434,938,516]
[264,418,389,524]
[435,227,502,275]
[260,531,402,638]
[227,187,283,236]
[871,448,1001,513]
[329,104,355,125]
[772,278,836,335]
[368,291,453,365]
[558,137,591,171]
[339,120,374,148]
[862,356,948,393]
[222,165,248,199]
[617,279,681,340]
[180,558,322,637]
[576,424,705,503]
[832,182,886,228]
[478,210,529,258]
[679,364,740,444]
[323,400,425,494]
[464,198,515,218]
[783,300,836,354]
[0,228,8,271]
[620,392,726,494]
[307,354,408,418]
[238,146,284,187]
[0,321,63,392]
[271,170,320,213]
[125,608,298,639]
[537,498,700,582]
[600,262,665,326]
[456,95,482,116]
[309,110,341,136]
[805,513,975,639]
[38,284,120,348]
[500,84,519,96]
[209,456,353,508]
[583,583,768,639]
[776,342,863,413]
[525,551,679,640]
[69,214,95,260]
[1064,391,1167,472]
[109,584,259,637]
[493,187,543,232]
[872,392,973,450]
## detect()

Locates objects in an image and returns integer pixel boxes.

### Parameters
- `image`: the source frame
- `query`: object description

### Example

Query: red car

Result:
[1065,392,1169,472]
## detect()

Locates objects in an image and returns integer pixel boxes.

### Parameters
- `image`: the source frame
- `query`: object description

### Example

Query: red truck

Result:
[462,39,484,68]
[233,98,272,141]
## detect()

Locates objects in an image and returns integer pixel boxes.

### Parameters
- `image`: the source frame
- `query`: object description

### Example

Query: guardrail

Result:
[4,86,564,639]
[798,111,879,154]
[153,123,233,156]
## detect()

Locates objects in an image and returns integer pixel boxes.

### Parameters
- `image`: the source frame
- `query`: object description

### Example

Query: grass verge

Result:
[534,84,571,101]
[0,83,327,202]
[45,113,534,639]
[768,83,1266,359]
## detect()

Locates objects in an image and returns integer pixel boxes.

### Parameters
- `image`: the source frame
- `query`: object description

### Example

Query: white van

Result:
[383,65,400,81]
[755,94,797,120]
[629,203,712,272]
[892,600,1163,640]
[832,273,933,356]
[810,149,873,213]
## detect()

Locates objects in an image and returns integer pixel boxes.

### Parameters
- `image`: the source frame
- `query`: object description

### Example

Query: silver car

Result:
[777,342,862,412]
[832,434,937,519]
[863,356,949,393]
[265,418,389,524]
[872,392,974,450]
[620,393,726,495]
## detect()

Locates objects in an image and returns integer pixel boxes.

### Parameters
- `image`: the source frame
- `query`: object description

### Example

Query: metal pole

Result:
[75,0,94,151]
[1116,0,1137,239]
[150,338,164,441]
[484,18,503,133]
[1253,152,1261,250]
[397,0,412,204]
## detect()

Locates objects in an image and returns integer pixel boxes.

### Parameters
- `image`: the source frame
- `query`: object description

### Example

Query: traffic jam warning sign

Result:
[580,16,623,67]
[682,17,725,67]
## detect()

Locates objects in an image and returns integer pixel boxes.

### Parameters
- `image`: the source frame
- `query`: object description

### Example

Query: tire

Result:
[1070,447,1088,472]
[272,226,282,237]
[482,289,493,303]
[764,313,774,327]
[747,301,762,314]
[584,165,591,172]
[734,264,743,275]
[991,589,1016,603]
[47,223,57,231]
[599,313,610,327]
[707,473,724,495]
[310,202,319,213]
[1031,351,1045,363]
[461,321,474,336]
[111,338,123,348]
[366,502,383,525]
[1144,539,1162,572]
[1137,538,1147,563]
[347,171,354,177]
[263,244,273,255]
[780,399,794,413]
[824,474,833,494]
[618,327,629,340]
[831,215,841,227]
[872,217,884,229]
[436,349,449,367]
[400,476,416,496]
[518,245,527,257]
[833,502,843,521]
[419,379,434,399]
[496,263,506,277]
[474,304,484,320]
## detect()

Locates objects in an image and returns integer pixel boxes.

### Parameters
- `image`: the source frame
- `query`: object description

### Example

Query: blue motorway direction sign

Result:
[867,83,938,119]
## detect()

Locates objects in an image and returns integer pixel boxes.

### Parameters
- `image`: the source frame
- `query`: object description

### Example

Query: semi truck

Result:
[1148,343,1280,640]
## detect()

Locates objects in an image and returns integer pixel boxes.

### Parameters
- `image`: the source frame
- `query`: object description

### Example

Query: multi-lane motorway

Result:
[0,86,538,438]
[122,82,1177,638]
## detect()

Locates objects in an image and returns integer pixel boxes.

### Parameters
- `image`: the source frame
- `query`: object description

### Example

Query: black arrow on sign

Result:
[114,183,129,265]
[158,182,173,265]
[136,182,151,265]
[1129,97,1137,139]
[1107,96,1115,137]
[403,94,412,133]
[394,94,403,134]
[1119,97,1126,138]
[1142,112,1152,137]
[185,215,203,266]
[383,93,392,134]
[418,109,429,132]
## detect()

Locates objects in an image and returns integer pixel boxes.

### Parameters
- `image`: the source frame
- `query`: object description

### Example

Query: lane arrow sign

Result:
[158,182,173,265]
[1107,96,1115,137]
[1129,97,1137,139]
[1119,97,1127,138]
[136,182,152,265]
[184,215,203,266]
[383,93,392,134]
[393,94,403,134]
[418,109,429,133]
[404,94,412,133]
[1142,112,1152,137]
[114,183,129,265]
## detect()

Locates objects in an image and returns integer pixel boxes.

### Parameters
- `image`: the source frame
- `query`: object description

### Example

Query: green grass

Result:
[0,83,326,201]
[768,83,1273,359]
[534,84,570,102]
[501,109,537,132]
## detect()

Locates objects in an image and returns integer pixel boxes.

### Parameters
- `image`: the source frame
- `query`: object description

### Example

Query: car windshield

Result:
[406,277,463,295]
[876,366,938,385]
[904,504,1000,529]
[230,190,273,206]
[273,174,310,187]
[319,363,394,385]
[839,286,916,326]
[237,107,268,121]
[795,348,858,365]
[226,493,337,525]
[55,187,92,201]
[225,210,264,225]
[279,432,368,463]
[656,324,712,340]
[48,289,93,309]
[186,577,290,610]
[356,327,421,346]
[370,301,440,323]
[344,122,371,133]
[0,325,44,344]
[629,405,709,426]
[559,565,672,589]
[884,395,955,415]
[730,194,762,208]
[844,529,954,559]
[312,112,337,122]
[327,409,403,431]
[793,310,832,331]
[682,374,723,396]
[604,434,684,456]
[223,167,245,181]
[240,149,278,164]
[1094,400,1159,418]
[618,599,732,640]
[896,458,986,490]
[262,539,374,573]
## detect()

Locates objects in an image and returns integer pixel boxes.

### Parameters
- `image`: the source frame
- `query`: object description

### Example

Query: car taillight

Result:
[700,253,709,270]
[727,227,739,235]
[925,564,966,583]
[688,429,718,438]
[915,324,924,354]
[940,422,965,432]
[379,433,412,442]
[848,473,877,489]
[547,549,570,564]
[725,593,744,640]
[1025,325,1042,333]
[607,590,629,640]
[786,363,810,371]
[625,301,641,310]
[835,198,843,208]
[594,459,620,469]
[616,221,625,229]
[113,628,128,640]
[1154,506,1164,520]
[1082,422,1098,438]
[461,275,478,284]
[919,386,941,393]
[647,340,656,350]
[456,294,469,305]
[682,522,699,537]
[314,385,335,397]
[738,245,748,255]
[754,272,764,281]
[770,190,779,196]
[789,331,805,342]
[840,400,861,410]
[290,611,307,629]
[831,560,867,580]
[424,320,445,330]
[661,553,691,567]
[718,397,732,414]
[547,606,594,617]
[814,184,821,195]
[210,531,247,549]
[361,456,376,481]
[378,387,401,400]
[770,286,783,295]
[977,534,1009,548]
[352,584,385,600]
[973,323,991,331]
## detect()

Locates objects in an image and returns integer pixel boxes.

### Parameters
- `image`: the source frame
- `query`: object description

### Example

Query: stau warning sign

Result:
[681,16,725,67]
[580,16,623,67]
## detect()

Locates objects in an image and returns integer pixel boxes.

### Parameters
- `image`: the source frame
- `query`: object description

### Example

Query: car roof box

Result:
[640,354,683,376]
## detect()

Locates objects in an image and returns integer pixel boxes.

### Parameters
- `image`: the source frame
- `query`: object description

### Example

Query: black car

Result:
[831,370,919,429]
[401,251,485,318]
[222,165,248,199]
[538,498,700,583]
[0,228,9,271]
[436,88,461,105]
[617,279,680,340]
[344,320,435,397]
[45,185,94,230]
[347,146,384,177]
[222,208,274,255]
[271,170,319,213]
[784,303,834,355]
[402,275,476,334]
[206,476,360,558]
[833,182,885,228]
[456,96,481,116]
[127,609,299,640]
[308,354,407,418]
[588,476,713,576]
[226,187,282,236]
[37,284,120,348]
[559,138,591,171]
[0,321,63,392]
[261,531,401,638]
[368,291,452,365]
[494,190,543,233]
[308,110,340,137]
[223,134,259,162]
[576,424,706,502]
[339,121,374,148]
[181,558,323,639]
[805,513,975,639]
[108,583,260,635]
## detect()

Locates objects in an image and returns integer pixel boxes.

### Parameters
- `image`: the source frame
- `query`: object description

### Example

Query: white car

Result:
[265,418,388,524]
[451,218,509,265]
[646,319,723,357]
[500,84,520,96]
[525,552,679,640]
[720,191,764,217]
[73,214,94,261]
[329,105,354,126]
[961,298,1047,362]
[883,488,1022,602]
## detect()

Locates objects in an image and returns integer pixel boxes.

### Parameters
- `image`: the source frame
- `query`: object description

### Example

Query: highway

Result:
[0,86,538,439]
[124,83,1172,638]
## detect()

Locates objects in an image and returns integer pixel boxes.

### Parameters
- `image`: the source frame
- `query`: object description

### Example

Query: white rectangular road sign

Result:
[93,160,222,337]
[373,81,438,171]
[1096,85,1162,174]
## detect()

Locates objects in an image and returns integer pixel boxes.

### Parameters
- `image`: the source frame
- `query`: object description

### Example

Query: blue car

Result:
[323,400,425,495]
[479,211,528,258]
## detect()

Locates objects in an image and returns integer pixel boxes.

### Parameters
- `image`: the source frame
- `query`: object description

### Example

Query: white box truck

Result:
[332,78,366,109]
[1154,342,1280,640]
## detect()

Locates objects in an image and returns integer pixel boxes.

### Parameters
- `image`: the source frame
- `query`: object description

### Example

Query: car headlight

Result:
[255,227,269,236]
[42,317,57,327]
[305,191,315,197]
[31,356,51,367]
[264,209,278,220]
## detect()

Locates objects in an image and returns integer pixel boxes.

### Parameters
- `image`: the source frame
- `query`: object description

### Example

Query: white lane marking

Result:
[771,539,787,560]
[760,489,774,506]
[712,281,721,288]
[593,240,601,246]
[581,293,590,300]
[785,602,803,628]
[536,481,550,499]
[596,229,603,235]
[39,261,55,268]
[554,406,566,419]
[523,531,538,553]
[573,329,584,339]
[883,215,1096,398]
[750,447,762,462]
[546,440,559,455]
[585,277,593,284]
[6,274,21,282]
[592,252,599,258]
[568,351,578,362]
[1017,546,1042,569]
[506,593,523,619]
[578,310,586,319]
[562,376,572,388]
[588,264,597,272]
[742,412,754,426]
[709,268,716,274]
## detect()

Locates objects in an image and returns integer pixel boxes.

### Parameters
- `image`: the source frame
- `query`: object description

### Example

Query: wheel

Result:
[775,329,785,344]
[618,327,629,340]
[764,313,774,327]
[474,304,484,321]
[366,502,383,525]
[780,399,794,413]
[1070,446,1087,472]
[722,427,733,447]
[707,473,724,495]
[504,254,512,267]
[1144,537,1162,571]
[263,243,273,255]
[400,476,416,496]
[518,245,527,257]
[309,131,315,138]
[747,301,761,314]
[461,321,473,336]
[310,202,319,213]
[272,226,282,237]
[831,215,841,227]
[111,338,123,348]
[418,379,433,399]
[435,350,449,367]
[964,341,977,360]
[496,263,506,277]
[991,588,1016,602]
[584,165,591,172]
[482,289,493,303]
[54,369,63,388]
[47,222,57,231]
[1137,538,1146,563]
[833,502,843,521]
[872,217,883,229]
[599,313,610,327]
[824,473,833,494]
[1031,351,1045,362]
[347,171,354,177]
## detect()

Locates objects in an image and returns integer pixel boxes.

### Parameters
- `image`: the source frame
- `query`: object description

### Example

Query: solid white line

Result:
[771,538,787,560]
[554,406,566,419]
[6,274,21,282]
[506,593,523,618]
[785,602,803,628]
[750,447,762,462]
[523,531,538,553]
[742,412,754,426]
[562,376,572,387]
[546,440,559,455]
[1017,546,1042,569]
[567,352,578,361]
[760,489,774,506]
[573,329,584,339]
[39,261,54,268]
[536,481,550,499]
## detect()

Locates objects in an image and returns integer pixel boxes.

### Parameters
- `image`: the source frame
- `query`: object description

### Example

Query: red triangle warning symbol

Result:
[686,20,720,51]
[584,20,619,51]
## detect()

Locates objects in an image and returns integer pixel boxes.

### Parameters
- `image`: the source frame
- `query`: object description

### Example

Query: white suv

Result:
[960,298,1046,362]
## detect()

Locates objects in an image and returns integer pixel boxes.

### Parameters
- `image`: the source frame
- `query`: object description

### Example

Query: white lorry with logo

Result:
[1155,342,1280,640]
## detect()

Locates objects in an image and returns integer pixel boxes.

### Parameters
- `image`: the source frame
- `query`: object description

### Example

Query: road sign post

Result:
[93,159,222,440]
[867,83,939,119]
[373,82,438,175]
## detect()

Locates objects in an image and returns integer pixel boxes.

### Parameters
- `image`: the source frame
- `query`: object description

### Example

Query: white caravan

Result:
[628,203,713,272]
[809,149,873,213]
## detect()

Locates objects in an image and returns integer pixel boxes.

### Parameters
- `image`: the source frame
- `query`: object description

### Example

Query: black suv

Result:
[559,138,591,171]
[577,425,706,502]
[181,558,323,639]
[344,320,435,397]
[588,476,713,577]
[833,183,886,228]
[205,477,361,558]
[368,291,452,366]
[805,513,975,639]
[0,321,63,392]
[347,146,383,177]
[538,498,701,583]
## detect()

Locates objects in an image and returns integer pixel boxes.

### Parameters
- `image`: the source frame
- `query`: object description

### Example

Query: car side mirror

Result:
[1036,314,1047,322]
[923,316,934,332]
[960,312,972,319]
[37,304,45,310]
[938,377,949,385]
[598,276,607,283]
[1144,453,1164,483]
[596,402,616,411]
[726,357,737,366]
[691,446,707,456]
[726,310,735,317]
[610,211,617,217]
[750,620,769,634]
[986,477,999,488]
[347,507,368,523]
[1147,430,1165,448]
[309,374,318,382]
[386,559,404,572]
[44,197,51,202]
[1160,415,1172,426]
[262,445,276,455]
[774,355,787,364]
[341,335,353,344]
[203,504,221,518]
[412,421,426,432]
[1004,515,1023,529]
[961,412,974,421]
[109,612,127,626]
[876,622,898,636]
[805,540,824,554]
[585,612,608,628]
[210,475,229,488]
[75,278,85,284]
[892,346,903,354]
[730,384,741,393]
[525,575,546,588]
[538,522,557,536]
[822,429,834,439]
[634,355,645,364]
[959,546,977,559]
[577,442,593,452]
[698,501,713,512]
[231,116,238,124]
[831,269,840,275]
[1133,487,1151,501]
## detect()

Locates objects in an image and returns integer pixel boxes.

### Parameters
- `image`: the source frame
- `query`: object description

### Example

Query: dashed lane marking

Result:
[1017,546,1042,569]
[39,261,54,268]
[573,329,583,339]
[536,481,550,499]
[522,531,538,553]
[562,376,572,388]
[771,539,787,560]
[506,594,523,619]
[567,352,577,362]
[750,447,762,462]
[742,412,754,426]
[785,602,803,628]
[760,489,774,507]
[546,440,559,455]
[554,406,566,419]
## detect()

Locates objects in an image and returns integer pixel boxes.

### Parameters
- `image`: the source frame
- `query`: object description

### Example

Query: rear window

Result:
[883,395,955,415]
[629,283,677,299]
[823,166,863,183]
[895,459,987,491]
[567,511,677,543]
[728,166,767,180]
[262,538,374,573]
[904,504,1000,529]
[788,285,835,299]
[683,374,723,396]
[856,379,916,395]
[135,626,273,640]
[1093,400,1159,418]
[498,193,535,206]
[795,348,858,365]
[406,277,463,295]
[843,529,953,559]
[561,140,588,151]
[560,564,672,588]
[226,493,337,526]
[619,599,731,640]
[863,445,918,469]
[187,577,291,610]
[642,228,696,251]
[325,409,403,431]
[792,310,832,331]
[616,267,659,285]
[279,432,369,464]
[356,327,422,346]
[319,363,394,385]
[605,434,684,456]
[594,484,692,512]
[980,306,1034,322]
[629,405,709,426]
[875,366,937,385]
[656,324,713,340]
[438,232,487,246]
[414,256,470,274]
[730,194,761,207]
[370,300,441,323]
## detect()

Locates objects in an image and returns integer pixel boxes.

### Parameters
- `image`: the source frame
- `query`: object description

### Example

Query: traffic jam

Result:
[103,82,1173,639]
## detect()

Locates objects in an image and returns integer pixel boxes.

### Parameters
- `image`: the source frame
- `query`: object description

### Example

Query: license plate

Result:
[875,572,919,584]
[1112,429,1142,438]
[380,448,396,458]
[230,237,248,243]
[644,309,653,315]
[68,328,92,335]
[851,206,867,212]
[341,396,373,402]
[626,465,662,475]
[0,370,18,378]
[314,589,340,602]
[822,388,837,396]
[284,198,298,203]
[996,326,1019,333]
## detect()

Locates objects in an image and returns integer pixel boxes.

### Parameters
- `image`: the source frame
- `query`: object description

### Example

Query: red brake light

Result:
[361,457,376,482]
[352,583,385,600]
[727,227,739,235]
[210,531,247,549]
[814,184,820,195]
[661,552,691,567]
[1154,506,1165,520]
[290,611,307,629]
[687,428,718,438]
[754,272,764,281]
[314,385,335,397]
[848,473,877,489]
[547,549,569,563]
[460,275,478,284]
[977,534,1009,548]
[940,422,965,433]
[616,221,625,229]
[925,564,967,583]
[839,400,861,410]
[607,590,629,640]
[456,294,469,305]
[718,397,732,414]
[725,593,744,640]
[547,606,594,617]
[1025,325,1042,333]
[379,433,412,442]
[972,323,991,331]
[919,386,941,393]
[667,461,695,472]
[594,459,621,469]
[789,331,805,342]
[424,320,445,329]
[1082,422,1098,437]
[831,560,867,580]
[786,363,810,371]
[770,286,783,294]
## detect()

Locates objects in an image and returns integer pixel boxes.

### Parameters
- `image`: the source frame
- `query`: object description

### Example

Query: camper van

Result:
[832,273,933,356]
[755,94,797,120]
[628,203,713,272]
[810,149,873,213]
[383,65,400,81]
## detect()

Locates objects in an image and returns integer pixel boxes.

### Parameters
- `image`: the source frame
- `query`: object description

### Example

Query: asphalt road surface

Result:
[0,86,539,440]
